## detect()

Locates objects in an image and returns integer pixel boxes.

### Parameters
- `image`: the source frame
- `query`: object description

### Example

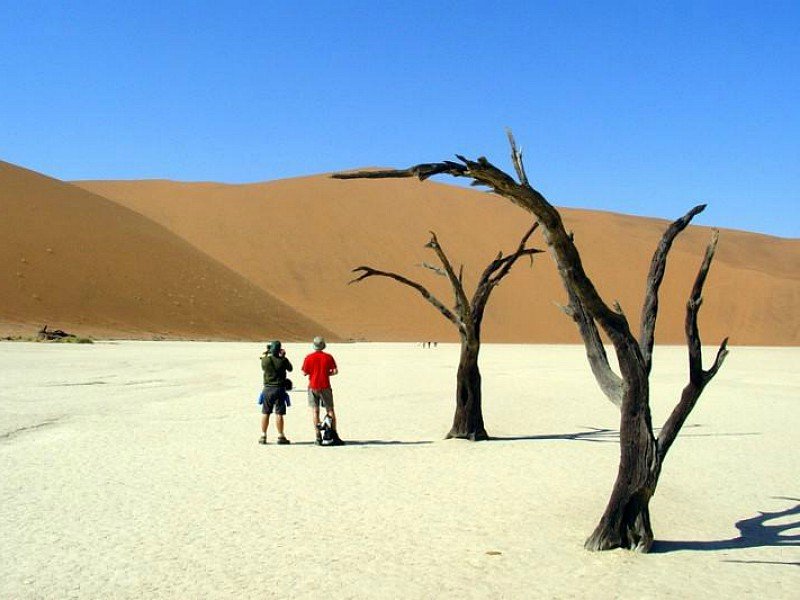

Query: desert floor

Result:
[1,342,797,598]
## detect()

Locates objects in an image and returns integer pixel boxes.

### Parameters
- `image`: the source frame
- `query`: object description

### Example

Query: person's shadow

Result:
[334,440,433,446]
[290,440,433,446]
[652,496,800,566]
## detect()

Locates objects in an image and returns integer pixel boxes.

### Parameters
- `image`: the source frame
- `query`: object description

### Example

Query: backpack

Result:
[318,415,335,446]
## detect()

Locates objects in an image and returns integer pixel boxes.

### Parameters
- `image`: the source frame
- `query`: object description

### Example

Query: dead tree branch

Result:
[349,266,462,330]
[472,222,542,323]
[560,286,624,408]
[420,262,446,277]
[425,232,471,320]
[639,204,707,374]
[657,230,730,461]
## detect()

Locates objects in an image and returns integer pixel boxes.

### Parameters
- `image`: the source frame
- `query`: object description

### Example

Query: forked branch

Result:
[657,230,730,460]
[426,232,471,320]
[475,223,541,288]
[472,222,543,321]
[687,230,730,384]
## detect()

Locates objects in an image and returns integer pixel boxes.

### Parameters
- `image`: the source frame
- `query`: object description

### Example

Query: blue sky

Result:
[1,1,798,237]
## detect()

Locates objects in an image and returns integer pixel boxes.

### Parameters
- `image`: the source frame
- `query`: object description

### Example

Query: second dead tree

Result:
[350,224,541,441]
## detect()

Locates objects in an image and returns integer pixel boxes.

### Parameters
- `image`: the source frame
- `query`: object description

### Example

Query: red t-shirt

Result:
[302,351,337,390]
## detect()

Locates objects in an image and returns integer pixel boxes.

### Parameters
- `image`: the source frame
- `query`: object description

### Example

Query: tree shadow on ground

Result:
[488,424,760,445]
[652,496,799,565]
[488,426,619,443]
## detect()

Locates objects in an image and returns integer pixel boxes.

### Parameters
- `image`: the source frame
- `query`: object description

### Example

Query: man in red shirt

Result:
[301,336,343,445]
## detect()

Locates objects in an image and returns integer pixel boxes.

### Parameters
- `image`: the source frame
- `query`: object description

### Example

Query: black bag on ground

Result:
[318,415,334,445]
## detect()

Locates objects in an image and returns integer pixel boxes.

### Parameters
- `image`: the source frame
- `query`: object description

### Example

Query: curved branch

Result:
[559,286,624,407]
[639,204,707,374]
[333,137,646,373]
[350,266,463,329]
[335,143,631,346]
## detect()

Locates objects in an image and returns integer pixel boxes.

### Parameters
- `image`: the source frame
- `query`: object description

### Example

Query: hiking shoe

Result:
[277,436,291,445]
[258,435,267,445]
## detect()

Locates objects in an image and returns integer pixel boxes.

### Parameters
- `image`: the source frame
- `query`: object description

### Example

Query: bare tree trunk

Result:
[585,358,661,552]
[447,337,487,440]
[348,225,539,442]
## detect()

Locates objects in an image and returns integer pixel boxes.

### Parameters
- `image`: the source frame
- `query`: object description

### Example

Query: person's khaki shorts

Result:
[307,388,334,409]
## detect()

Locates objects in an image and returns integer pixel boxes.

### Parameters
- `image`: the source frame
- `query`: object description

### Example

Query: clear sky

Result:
[1,1,798,237]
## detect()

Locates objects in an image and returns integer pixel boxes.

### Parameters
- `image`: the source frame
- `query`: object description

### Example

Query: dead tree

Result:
[37,325,75,341]
[350,224,541,440]
[333,133,728,552]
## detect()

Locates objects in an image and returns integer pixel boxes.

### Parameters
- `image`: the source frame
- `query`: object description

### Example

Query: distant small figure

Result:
[302,336,343,446]
[433,341,438,348]
[259,340,292,445]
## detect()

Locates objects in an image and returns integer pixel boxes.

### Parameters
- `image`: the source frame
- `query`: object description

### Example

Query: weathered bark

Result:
[349,225,540,441]
[582,229,729,552]
[334,132,729,551]
[559,283,623,407]
[638,205,708,374]
[448,339,487,440]
[584,359,660,552]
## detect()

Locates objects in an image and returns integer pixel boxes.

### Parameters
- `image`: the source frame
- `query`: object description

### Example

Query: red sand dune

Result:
[73,173,799,346]
[0,161,334,341]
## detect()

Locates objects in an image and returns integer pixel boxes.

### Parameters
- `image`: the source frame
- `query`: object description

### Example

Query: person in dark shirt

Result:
[259,340,292,445]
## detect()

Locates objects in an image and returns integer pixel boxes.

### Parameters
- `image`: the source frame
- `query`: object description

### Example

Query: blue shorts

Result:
[261,386,289,415]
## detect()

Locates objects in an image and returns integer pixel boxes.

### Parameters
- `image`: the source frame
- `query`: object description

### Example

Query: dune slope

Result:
[76,175,800,345]
[1,161,334,341]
